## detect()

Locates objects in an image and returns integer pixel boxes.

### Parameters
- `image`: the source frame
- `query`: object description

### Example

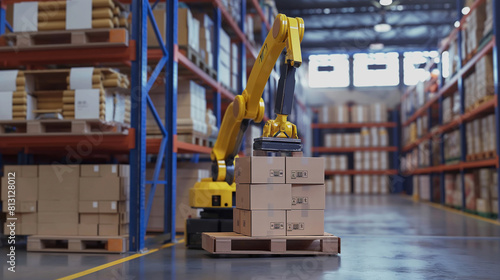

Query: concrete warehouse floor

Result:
[2,194,500,280]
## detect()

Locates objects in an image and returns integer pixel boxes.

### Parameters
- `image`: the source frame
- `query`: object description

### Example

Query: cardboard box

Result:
[79,201,99,213]
[286,210,324,236]
[80,164,129,178]
[99,224,119,236]
[2,201,36,213]
[38,212,78,224]
[285,157,325,184]
[236,184,291,210]
[80,213,99,224]
[235,156,285,184]
[120,223,129,235]
[240,209,286,237]
[7,213,37,224]
[99,201,119,213]
[492,200,498,214]
[99,213,122,225]
[476,198,491,213]
[147,9,166,47]
[4,222,37,235]
[38,200,78,212]
[2,165,38,177]
[38,223,78,235]
[291,184,325,210]
[78,224,98,236]
[1,177,38,201]
[79,177,123,201]
[342,176,351,193]
[38,165,79,200]
[233,208,241,233]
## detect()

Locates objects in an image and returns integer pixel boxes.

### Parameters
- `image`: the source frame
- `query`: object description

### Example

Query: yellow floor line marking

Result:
[423,201,500,226]
[57,239,185,280]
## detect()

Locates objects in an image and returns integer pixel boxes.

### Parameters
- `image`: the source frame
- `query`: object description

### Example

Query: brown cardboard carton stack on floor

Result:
[234,156,325,237]
[1,165,39,235]
[79,164,130,236]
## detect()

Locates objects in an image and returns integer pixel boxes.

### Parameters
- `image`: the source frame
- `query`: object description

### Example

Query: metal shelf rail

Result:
[400,0,500,218]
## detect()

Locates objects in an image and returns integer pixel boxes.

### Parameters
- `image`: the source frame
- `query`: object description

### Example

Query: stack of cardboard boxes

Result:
[325,176,351,194]
[444,130,461,164]
[178,7,200,53]
[196,14,214,69]
[177,79,208,136]
[353,176,389,194]
[464,56,494,111]
[230,43,239,92]
[466,115,496,158]
[324,129,389,148]
[219,28,231,90]
[2,166,38,235]
[2,164,130,236]
[463,0,486,61]
[233,156,325,237]
[78,164,130,236]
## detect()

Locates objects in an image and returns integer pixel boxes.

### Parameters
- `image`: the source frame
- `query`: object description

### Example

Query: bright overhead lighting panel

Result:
[380,0,393,6]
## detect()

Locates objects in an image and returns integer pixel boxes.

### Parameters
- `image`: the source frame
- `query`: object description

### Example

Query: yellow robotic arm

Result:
[189,14,304,208]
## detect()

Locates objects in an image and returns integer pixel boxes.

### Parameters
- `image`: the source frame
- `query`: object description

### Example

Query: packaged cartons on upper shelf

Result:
[7,0,128,33]
[0,68,130,123]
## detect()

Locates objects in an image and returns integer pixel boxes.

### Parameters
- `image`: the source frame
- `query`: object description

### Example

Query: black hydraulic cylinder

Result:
[274,59,296,116]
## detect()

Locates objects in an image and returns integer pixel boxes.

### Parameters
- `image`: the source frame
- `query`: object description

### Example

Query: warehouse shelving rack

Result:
[0,0,281,252]
[400,0,500,219]
[311,110,401,193]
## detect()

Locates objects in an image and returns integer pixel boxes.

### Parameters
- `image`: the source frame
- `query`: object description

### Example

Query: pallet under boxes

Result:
[202,232,340,255]
[27,235,128,253]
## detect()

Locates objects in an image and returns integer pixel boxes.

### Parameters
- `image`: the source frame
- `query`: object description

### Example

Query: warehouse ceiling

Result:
[275,0,458,53]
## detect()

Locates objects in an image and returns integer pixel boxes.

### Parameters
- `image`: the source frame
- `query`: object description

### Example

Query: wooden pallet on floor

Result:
[179,45,217,79]
[27,235,128,253]
[0,119,129,135]
[202,232,340,255]
[0,28,128,52]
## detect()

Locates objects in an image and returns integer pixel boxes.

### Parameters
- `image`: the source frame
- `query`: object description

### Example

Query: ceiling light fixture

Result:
[370,43,385,50]
[461,7,470,15]
[380,0,393,6]
[454,21,460,28]
[374,12,391,33]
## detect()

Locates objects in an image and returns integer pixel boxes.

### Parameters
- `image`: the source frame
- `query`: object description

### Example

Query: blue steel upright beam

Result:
[129,0,148,252]
[0,5,6,35]
[493,0,500,219]
[456,0,466,211]
[164,0,178,240]
[438,91,445,205]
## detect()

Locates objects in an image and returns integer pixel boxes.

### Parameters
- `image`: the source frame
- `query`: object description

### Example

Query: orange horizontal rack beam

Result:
[146,136,212,154]
[403,158,498,175]
[402,38,495,128]
[325,170,398,176]
[0,128,135,155]
[402,98,497,153]
[312,122,397,129]
[312,146,397,153]
[0,41,136,67]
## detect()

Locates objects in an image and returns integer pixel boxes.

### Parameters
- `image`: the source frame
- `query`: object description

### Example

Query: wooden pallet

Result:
[179,45,217,79]
[27,235,128,253]
[466,150,495,162]
[177,132,208,147]
[202,232,340,255]
[0,119,128,135]
[0,28,128,52]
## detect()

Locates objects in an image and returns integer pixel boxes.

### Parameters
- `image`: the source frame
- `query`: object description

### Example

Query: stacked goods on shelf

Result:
[484,0,493,36]
[9,0,128,32]
[234,156,325,236]
[178,7,200,52]
[444,130,461,164]
[325,176,350,194]
[323,128,389,148]
[418,175,431,201]
[418,142,430,167]
[463,0,486,60]
[219,28,231,89]
[0,70,36,121]
[466,115,496,160]
[1,166,38,235]
[442,92,461,124]
[444,173,462,207]
[431,139,441,166]
[475,169,498,214]
[0,68,130,123]
[471,53,494,108]
[416,115,428,139]
[146,163,206,232]
[220,0,242,24]
[206,109,219,142]
[353,175,389,194]
[446,38,459,80]
[147,4,166,47]
[246,15,255,45]
[177,79,208,141]
[230,43,239,92]
[319,103,387,124]
[352,152,389,171]
[409,122,417,144]
[78,164,130,236]
[324,155,348,171]
[197,14,214,69]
